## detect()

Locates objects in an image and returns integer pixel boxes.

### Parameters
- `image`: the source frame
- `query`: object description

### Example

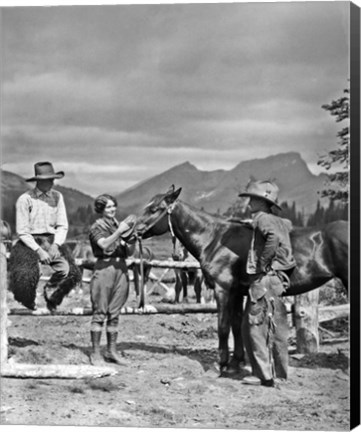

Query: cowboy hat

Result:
[238,180,282,210]
[26,161,65,182]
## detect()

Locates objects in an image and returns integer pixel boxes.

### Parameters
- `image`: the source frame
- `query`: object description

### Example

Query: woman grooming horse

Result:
[88,194,137,366]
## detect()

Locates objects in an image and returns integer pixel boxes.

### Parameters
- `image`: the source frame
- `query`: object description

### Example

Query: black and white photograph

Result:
[1,0,360,430]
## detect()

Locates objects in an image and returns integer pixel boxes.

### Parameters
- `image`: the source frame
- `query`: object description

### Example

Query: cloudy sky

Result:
[1,1,350,197]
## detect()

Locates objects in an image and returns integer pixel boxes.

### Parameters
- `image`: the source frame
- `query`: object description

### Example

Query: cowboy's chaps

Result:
[9,240,82,310]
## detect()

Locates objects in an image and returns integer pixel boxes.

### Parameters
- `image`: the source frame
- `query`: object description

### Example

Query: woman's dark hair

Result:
[94,194,118,214]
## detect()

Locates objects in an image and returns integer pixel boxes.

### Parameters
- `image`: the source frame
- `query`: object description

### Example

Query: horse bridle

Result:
[136,200,177,240]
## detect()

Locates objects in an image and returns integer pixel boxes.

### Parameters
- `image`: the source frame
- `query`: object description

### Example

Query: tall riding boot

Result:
[104,332,128,366]
[90,331,105,366]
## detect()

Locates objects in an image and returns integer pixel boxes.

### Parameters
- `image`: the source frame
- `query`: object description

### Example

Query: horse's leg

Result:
[77,265,85,294]
[144,265,151,287]
[228,292,245,372]
[207,285,215,304]
[194,274,202,304]
[181,270,188,303]
[214,283,231,376]
[133,266,140,297]
[174,270,182,303]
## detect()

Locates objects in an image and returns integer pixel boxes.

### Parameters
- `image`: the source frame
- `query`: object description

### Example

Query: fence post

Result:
[1,242,8,367]
[294,289,320,353]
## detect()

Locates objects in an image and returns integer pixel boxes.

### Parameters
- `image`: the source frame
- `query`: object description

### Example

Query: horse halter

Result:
[135,199,178,309]
[137,199,177,240]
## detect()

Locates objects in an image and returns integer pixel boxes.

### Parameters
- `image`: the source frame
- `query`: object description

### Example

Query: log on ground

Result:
[1,363,117,379]
[8,303,218,316]
[8,303,349,321]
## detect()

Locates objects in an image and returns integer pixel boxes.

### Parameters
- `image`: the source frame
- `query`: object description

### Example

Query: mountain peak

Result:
[3,153,328,230]
[173,161,197,170]
[235,151,302,168]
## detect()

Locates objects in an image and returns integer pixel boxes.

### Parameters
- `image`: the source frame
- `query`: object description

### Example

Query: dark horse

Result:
[136,186,348,375]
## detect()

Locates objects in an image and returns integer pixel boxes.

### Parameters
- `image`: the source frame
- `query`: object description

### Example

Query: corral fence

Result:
[1,242,349,379]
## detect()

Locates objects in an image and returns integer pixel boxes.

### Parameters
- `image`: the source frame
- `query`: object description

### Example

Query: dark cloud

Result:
[2,2,349,195]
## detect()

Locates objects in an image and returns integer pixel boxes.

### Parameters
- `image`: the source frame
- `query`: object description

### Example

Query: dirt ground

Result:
[1,275,350,430]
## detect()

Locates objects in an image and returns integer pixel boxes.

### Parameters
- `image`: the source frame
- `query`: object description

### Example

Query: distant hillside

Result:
[115,161,226,215]
[1,169,94,233]
[1,153,330,236]
[115,152,329,217]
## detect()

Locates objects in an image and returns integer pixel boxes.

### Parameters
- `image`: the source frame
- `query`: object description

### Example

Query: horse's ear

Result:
[166,185,175,195]
[165,187,182,204]
[174,187,182,199]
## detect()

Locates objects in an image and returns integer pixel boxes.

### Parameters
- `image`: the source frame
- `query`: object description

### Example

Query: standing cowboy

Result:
[10,161,80,311]
[239,180,296,387]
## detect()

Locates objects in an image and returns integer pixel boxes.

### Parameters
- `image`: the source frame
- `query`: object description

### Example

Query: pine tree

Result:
[318,86,349,202]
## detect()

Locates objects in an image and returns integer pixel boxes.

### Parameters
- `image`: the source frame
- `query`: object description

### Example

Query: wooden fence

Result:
[1,245,349,378]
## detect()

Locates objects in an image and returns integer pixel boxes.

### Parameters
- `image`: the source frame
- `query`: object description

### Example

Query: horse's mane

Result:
[179,201,254,232]
[226,218,253,229]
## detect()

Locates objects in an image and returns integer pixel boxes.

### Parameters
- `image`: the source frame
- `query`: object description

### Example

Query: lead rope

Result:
[137,235,145,309]
[136,201,177,309]
[167,204,177,257]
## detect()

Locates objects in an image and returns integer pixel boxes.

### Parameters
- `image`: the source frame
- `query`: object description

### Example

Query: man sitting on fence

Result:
[9,161,81,311]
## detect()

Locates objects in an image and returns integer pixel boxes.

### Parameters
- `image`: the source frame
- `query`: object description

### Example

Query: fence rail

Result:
[8,303,349,322]
[2,245,349,379]
[75,257,202,269]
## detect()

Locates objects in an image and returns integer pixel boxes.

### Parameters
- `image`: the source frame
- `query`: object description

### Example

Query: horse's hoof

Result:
[227,365,240,374]
[219,366,227,377]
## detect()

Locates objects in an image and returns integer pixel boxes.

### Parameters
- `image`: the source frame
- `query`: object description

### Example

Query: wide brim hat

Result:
[26,161,64,182]
[239,180,282,210]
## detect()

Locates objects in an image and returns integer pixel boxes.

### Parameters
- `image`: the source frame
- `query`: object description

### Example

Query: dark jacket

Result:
[89,217,128,259]
[247,211,296,274]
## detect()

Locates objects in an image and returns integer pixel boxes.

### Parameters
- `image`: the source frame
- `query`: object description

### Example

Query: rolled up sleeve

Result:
[54,193,68,246]
[16,195,39,251]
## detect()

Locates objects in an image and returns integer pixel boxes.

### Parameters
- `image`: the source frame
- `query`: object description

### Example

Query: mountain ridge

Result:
[115,152,328,216]
[1,152,329,230]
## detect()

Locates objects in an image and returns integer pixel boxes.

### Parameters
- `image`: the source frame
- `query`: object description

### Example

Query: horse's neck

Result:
[170,201,215,260]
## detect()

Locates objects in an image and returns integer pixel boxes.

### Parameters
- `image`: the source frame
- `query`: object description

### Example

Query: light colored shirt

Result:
[16,187,68,251]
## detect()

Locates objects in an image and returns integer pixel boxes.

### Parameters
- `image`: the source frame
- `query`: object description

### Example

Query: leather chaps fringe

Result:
[8,241,82,310]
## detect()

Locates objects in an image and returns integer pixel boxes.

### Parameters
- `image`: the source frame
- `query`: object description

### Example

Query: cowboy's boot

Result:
[43,282,59,312]
[104,332,128,366]
[90,331,105,366]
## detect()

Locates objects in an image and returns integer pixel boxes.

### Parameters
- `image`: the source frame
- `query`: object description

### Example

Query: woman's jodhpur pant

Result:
[90,259,129,332]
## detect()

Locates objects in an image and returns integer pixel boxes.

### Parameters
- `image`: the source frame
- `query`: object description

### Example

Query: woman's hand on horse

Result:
[118,214,137,234]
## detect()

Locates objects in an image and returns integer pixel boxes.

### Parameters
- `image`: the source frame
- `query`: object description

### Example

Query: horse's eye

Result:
[150,206,158,214]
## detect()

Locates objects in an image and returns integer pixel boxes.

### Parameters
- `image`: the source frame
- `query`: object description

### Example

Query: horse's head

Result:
[136,185,182,239]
